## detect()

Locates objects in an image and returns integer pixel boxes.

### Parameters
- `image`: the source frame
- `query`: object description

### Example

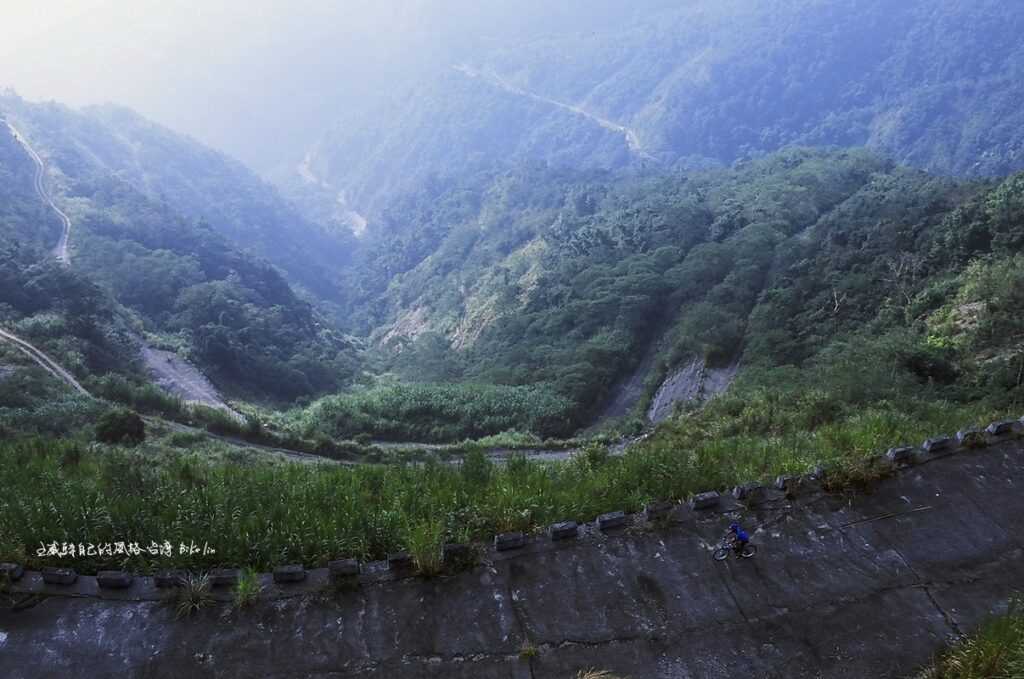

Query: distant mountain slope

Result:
[0,103,359,404]
[323,146,1024,437]
[296,0,1024,220]
[0,117,61,250]
[1,93,353,302]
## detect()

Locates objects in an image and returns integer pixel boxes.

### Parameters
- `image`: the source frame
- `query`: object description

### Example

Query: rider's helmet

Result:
[729,522,739,532]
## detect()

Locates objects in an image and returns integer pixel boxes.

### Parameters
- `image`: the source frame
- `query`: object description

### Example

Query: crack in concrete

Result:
[504,566,537,679]
[890,544,964,637]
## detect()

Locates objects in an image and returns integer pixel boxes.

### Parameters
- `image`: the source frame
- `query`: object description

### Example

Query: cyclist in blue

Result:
[728,522,750,554]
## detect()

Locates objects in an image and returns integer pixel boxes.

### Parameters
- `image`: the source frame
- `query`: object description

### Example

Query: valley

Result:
[3,2,1024,676]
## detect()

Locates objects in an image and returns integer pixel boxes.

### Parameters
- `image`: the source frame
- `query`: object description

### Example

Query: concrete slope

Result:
[3,436,1024,678]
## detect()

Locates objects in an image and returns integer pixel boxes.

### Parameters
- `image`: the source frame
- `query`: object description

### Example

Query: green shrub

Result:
[167,431,208,447]
[95,409,146,446]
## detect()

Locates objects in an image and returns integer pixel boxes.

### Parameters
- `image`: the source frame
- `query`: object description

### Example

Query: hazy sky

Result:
[0,0,670,171]
[0,0,439,170]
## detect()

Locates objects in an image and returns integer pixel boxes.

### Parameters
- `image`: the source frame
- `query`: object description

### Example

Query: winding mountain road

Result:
[453,63,658,163]
[0,116,686,462]
[0,328,89,397]
[2,119,238,418]
[4,121,71,265]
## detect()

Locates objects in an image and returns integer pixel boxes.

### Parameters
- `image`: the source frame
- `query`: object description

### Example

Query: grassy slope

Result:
[2,398,1018,574]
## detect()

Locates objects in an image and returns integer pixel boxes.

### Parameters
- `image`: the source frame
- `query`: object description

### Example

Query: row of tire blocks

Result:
[5,567,134,588]
[488,492,745,557]
[885,418,1023,467]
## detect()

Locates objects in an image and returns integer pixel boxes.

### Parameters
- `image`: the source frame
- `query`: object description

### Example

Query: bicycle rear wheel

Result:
[740,544,757,558]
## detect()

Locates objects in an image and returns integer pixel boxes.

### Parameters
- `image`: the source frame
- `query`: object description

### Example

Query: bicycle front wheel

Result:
[712,547,730,561]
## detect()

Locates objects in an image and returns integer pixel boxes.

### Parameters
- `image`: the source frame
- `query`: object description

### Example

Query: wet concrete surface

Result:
[3,438,1024,678]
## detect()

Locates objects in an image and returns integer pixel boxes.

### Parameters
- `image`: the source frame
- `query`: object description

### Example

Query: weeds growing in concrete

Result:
[232,569,262,609]
[519,641,539,659]
[916,599,1024,678]
[172,574,213,618]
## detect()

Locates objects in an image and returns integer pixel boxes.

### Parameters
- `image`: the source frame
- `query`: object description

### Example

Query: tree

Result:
[95,409,146,446]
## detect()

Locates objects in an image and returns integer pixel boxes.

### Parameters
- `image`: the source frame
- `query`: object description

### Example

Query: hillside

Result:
[294,0,1024,221]
[293,147,1023,443]
[1,93,353,303]
[0,102,359,416]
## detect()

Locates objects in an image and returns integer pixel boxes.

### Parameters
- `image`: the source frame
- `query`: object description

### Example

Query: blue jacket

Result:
[734,528,749,542]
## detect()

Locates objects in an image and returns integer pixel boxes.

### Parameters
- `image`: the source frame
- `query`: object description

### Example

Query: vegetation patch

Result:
[0,392,1016,574]
[916,601,1024,679]
[295,382,577,442]
[170,573,213,619]
[95,409,146,446]
[232,568,262,609]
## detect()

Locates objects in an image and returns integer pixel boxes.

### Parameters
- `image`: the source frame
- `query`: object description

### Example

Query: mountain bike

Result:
[712,536,757,560]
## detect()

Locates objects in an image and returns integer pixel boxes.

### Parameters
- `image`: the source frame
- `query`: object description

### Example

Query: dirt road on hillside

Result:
[453,63,658,163]
[5,120,239,417]
[5,121,72,265]
[0,328,90,396]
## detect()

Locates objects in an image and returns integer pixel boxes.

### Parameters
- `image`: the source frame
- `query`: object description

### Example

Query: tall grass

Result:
[405,519,445,576]
[917,601,1024,678]
[233,568,262,609]
[0,397,1017,574]
[170,573,213,618]
[293,382,577,442]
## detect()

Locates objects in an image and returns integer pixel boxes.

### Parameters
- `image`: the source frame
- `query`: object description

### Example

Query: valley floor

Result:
[3,436,1024,678]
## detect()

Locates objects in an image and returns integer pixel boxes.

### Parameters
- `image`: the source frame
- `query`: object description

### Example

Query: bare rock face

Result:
[4,440,1024,678]
[647,358,740,424]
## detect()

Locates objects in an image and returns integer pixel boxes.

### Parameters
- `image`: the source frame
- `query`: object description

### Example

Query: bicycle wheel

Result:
[712,546,730,561]
[740,544,757,558]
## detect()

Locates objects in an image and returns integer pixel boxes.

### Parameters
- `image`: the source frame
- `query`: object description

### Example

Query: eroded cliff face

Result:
[3,438,1024,678]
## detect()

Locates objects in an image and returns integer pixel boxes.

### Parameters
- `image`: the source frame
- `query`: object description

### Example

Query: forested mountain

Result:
[290,146,1024,441]
[294,0,1024,222]
[3,0,1024,444]
[0,101,359,406]
[1,93,353,303]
